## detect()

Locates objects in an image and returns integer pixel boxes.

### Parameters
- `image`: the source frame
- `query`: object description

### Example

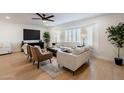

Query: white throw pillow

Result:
[22,43,28,54]
[72,47,89,55]
[34,45,43,54]
[60,47,73,53]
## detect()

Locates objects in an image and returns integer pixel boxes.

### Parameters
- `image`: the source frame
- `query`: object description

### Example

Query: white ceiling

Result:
[0,13,105,27]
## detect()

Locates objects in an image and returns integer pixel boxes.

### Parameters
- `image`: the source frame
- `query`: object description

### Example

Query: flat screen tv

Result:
[23,29,40,40]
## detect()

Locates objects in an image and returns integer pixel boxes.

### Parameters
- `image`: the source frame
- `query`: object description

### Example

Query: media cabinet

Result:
[21,41,44,49]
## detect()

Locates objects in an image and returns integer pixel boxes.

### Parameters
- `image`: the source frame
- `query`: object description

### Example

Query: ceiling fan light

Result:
[43,20,47,23]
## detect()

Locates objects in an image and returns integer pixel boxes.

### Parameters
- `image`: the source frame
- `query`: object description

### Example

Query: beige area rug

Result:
[39,58,64,79]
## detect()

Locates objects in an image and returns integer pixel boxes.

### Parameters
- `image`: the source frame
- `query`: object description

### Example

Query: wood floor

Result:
[0,52,124,80]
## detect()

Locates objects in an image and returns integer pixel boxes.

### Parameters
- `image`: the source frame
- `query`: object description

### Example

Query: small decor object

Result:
[43,32,50,48]
[52,43,56,47]
[106,22,124,66]
[81,34,87,46]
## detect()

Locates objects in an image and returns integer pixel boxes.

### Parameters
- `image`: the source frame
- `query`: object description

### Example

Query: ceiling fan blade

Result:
[32,18,41,20]
[36,13,43,18]
[42,14,46,17]
[46,15,54,18]
[47,19,54,22]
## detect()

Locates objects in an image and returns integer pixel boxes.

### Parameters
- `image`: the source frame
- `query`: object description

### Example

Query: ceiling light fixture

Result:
[43,20,47,23]
[5,16,11,19]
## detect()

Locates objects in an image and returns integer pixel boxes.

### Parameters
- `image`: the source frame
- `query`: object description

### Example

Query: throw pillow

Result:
[61,47,73,53]
[22,43,28,54]
[72,47,89,55]
[34,45,44,54]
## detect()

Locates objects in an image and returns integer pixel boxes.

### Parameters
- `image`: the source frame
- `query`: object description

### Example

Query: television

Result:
[23,29,40,40]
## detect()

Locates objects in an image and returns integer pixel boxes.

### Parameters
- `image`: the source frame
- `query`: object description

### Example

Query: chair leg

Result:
[37,62,40,69]
[29,58,31,62]
[88,59,90,64]
[33,60,35,65]
[49,59,52,63]
[27,55,29,60]
[73,71,75,76]
[58,64,60,68]
[29,57,32,62]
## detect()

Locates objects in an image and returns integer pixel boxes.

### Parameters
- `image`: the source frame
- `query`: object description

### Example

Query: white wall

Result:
[0,21,47,52]
[0,21,47,43]
[49,14,124,61]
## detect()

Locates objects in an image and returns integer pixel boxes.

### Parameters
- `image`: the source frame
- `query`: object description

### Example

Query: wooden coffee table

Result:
[47,47,61,57]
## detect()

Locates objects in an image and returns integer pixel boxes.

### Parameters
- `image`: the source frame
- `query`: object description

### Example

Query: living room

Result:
[1,0,124,93]
[0,13,124,80]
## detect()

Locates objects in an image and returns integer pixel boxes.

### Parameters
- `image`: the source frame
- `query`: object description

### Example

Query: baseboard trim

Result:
[93,54,114,62]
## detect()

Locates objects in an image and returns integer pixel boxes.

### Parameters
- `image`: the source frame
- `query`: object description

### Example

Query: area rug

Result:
[39,59,64,79]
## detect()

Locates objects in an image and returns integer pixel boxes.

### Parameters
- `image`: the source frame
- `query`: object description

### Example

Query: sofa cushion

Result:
[57,42,79,49]
[60,47,73,53]
[72,47,89,55]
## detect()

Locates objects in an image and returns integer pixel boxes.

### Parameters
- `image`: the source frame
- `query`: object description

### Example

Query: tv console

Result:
[21,41,44,49]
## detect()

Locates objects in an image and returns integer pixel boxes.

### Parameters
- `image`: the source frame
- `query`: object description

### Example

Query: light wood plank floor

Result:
[0,52,124,80]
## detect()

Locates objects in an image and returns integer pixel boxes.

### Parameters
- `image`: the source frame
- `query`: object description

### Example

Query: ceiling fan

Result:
[32,13,54,22]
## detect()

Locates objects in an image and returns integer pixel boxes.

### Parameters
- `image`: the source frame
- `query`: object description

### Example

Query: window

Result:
[64,25,94,47]
[54,32,60,43]
[65,28,81,43]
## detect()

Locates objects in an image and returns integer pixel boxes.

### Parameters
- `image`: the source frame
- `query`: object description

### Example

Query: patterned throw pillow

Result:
[34,45,44,54]
[61,47,73,53]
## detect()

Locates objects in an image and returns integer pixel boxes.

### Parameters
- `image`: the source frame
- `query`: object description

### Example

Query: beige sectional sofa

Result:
[57,48,90,73]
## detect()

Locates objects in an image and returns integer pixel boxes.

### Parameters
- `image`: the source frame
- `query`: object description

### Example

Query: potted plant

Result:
[106,22,124,66]
[43,32,50,48]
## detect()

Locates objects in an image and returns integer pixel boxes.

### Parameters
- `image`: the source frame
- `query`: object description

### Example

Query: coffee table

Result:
[47,47,61,57]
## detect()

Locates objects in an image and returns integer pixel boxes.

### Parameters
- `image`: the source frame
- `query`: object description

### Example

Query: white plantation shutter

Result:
[64,28,81,43]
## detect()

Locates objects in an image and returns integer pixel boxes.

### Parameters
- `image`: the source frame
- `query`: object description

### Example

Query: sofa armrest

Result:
[57,50,90,71]
[57,51,82,71]
[58,51,77,58]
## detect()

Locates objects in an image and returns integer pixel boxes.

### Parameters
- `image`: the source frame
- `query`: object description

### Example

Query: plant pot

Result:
[114,58,123,66]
